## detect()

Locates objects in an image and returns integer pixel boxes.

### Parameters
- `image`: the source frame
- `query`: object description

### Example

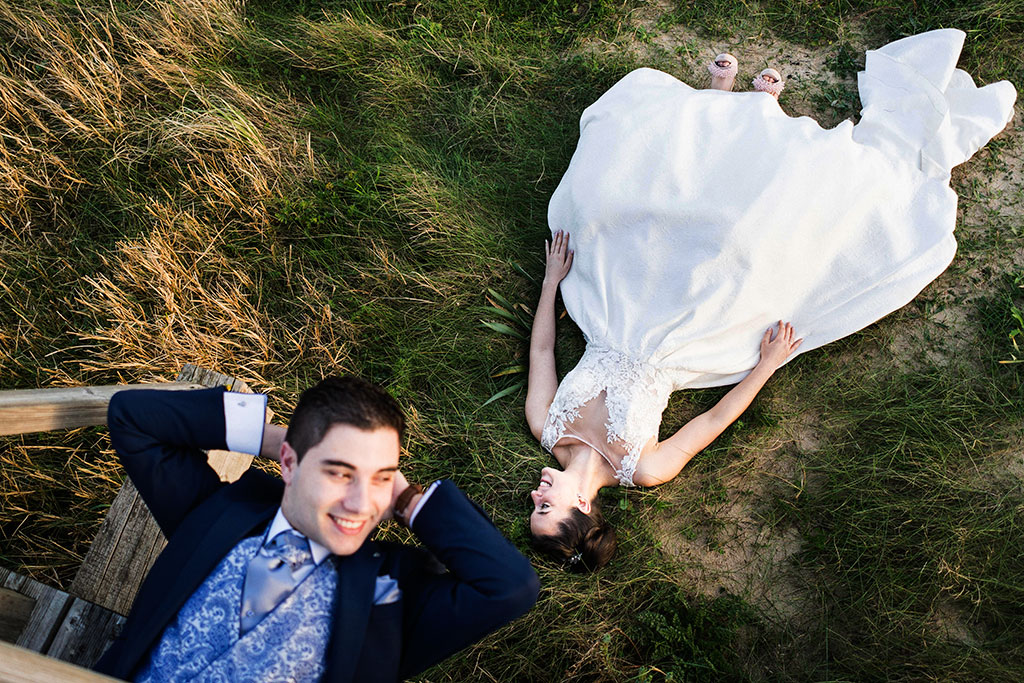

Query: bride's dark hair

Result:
[531,503,617,573]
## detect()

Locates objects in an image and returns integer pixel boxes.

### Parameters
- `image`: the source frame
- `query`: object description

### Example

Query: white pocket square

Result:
[374,575,402,605]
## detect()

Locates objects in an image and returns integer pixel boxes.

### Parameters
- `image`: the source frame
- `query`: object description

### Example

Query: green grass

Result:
[1,0,1023,679]
[787,364,1024,680]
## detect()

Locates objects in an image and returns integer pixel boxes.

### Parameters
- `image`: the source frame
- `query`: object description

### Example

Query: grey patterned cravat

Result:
[240,529,313,635]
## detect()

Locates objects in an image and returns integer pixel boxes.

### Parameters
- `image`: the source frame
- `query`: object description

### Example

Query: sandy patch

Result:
[654,500,815,622]
[924,597,983,647]
[650,416,823,625]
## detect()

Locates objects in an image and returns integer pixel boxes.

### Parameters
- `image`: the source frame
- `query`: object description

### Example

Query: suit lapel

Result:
[155,496,274,623]
[323,543,385,683]
[127,473,280,671]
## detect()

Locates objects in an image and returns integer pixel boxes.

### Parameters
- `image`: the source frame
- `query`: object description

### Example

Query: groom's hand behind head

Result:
[385,470,409,521]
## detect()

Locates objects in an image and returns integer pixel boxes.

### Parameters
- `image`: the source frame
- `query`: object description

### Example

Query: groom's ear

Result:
[280,441,299,485]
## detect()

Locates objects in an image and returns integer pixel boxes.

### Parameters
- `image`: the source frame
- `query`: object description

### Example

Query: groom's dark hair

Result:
[531,504,617,573]
[286,375,406,461]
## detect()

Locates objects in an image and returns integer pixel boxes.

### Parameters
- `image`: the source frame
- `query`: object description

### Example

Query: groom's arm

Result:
[394,481,539,679]
[107,386,266,537]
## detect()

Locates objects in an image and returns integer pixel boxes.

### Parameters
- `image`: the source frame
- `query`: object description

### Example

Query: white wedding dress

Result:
[541,29,1016,486]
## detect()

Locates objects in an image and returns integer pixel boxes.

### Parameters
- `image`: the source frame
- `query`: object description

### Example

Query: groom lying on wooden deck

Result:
[94,375,538,682]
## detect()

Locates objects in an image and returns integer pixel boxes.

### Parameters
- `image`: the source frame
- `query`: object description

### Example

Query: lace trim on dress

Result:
[541,345,674,486]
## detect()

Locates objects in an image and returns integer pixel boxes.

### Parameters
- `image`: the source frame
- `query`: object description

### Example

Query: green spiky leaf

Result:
[481,320,527,340]
[481,380,526,407]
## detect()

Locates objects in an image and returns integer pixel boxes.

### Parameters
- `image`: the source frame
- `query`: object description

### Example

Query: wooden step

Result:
[69,364,263,615]
[0,640,120,682]
[0,568,123,670]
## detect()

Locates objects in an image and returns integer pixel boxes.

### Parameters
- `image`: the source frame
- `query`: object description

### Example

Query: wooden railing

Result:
[0,641,120,682]
[0,365,263,679]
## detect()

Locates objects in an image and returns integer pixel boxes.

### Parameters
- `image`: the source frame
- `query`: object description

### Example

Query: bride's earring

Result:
[752,68,785,99]
[707,53,738,92]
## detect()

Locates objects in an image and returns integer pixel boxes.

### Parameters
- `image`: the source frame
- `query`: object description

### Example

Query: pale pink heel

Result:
[707,53,738,91]
[752,68,785,98]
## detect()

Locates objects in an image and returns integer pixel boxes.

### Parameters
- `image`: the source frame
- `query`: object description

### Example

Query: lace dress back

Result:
[541,346,674,486]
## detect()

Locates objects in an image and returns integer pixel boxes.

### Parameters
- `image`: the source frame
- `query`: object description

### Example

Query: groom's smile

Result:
[330,514,368,534]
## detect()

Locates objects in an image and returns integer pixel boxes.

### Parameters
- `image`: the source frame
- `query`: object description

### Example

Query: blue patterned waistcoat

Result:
[136,535,338,682]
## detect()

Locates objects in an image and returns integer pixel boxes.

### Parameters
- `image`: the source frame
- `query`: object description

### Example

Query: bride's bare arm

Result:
[525,231,574,441]
[633,321,802,486]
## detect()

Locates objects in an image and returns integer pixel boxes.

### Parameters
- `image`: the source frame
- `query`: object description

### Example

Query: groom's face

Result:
[279,423,401,556]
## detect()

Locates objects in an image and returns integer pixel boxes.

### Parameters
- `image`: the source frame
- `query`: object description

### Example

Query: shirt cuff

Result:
[406,481,441,529]
[222,391,268,456]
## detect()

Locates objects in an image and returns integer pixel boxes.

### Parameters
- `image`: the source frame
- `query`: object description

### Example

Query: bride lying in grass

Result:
[522,29,1016,572]
[527,231,802,571]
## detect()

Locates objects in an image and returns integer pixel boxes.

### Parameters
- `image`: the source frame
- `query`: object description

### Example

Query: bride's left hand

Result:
[759,320,803,369]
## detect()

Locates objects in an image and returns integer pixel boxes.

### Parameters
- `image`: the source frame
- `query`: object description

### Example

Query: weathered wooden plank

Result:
[0,567,72,654]
[45,598,125,669]
[0,588,35,644]
[0,641,120,683]
[1,568,125,670]
[177,363,251,393]
[0,382,205,436]
[69,365,262,614]
[68,478,169,616]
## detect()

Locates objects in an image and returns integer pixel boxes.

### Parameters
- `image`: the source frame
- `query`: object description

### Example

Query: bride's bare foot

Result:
[707,53,737,91]
[752,68,785,99]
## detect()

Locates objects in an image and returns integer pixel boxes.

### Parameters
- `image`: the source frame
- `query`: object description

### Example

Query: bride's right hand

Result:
[544,230,574,285]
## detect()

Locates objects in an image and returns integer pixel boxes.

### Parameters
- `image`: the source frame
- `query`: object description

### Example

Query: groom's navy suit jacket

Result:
[94,387,539,682]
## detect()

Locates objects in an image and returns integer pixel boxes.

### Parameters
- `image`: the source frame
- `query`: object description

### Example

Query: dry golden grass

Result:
[0,430,122,583]
[0,0,307,237]
[0,0,353,582]
[0,0,354,389]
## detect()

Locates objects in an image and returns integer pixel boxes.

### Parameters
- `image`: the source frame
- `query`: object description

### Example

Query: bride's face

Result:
[529,467,581,536]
